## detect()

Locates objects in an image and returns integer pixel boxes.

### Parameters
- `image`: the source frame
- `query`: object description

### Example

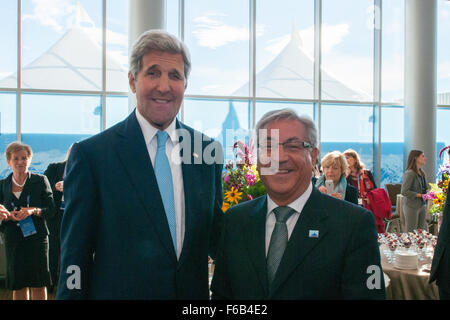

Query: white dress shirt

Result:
[265,182,313,256]
[135,109,185,260]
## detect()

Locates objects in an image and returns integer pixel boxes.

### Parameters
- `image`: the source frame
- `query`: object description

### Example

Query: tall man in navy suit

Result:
[56,30,224,299]
[211,109,385,299]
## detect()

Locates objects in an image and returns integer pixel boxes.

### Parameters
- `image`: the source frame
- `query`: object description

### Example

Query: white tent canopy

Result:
[233,26,370,101]
[0,3,127,92]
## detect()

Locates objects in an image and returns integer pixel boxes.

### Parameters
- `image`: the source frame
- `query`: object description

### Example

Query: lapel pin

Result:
[193,152,199,158]
[309,230,319,238]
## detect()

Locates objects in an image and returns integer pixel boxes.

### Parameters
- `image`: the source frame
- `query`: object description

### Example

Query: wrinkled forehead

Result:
[323,158,340,168]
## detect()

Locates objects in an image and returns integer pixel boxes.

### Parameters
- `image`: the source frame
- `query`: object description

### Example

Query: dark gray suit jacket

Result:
[211,187,386,299]
[56,110,224,299]
[401,169,426,209]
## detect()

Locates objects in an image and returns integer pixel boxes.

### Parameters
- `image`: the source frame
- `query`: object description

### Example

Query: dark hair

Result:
[406,150,425,176]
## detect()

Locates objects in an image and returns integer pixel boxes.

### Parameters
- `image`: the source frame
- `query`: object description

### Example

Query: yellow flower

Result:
[222,201,231,212]
[224,187,243,204]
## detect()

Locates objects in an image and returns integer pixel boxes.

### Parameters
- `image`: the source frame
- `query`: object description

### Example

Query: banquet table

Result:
[382,260,439,300]
[379,231,440,300]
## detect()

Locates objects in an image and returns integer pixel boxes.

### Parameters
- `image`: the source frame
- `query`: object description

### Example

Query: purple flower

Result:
[224,175,231,183]
[245,173,256,186]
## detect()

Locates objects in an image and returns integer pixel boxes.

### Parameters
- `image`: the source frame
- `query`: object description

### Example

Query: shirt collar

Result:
[267,182,313,216]
[135,109,178,146]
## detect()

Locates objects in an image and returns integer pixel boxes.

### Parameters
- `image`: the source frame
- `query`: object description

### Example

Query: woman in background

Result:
[0,142,56,300]
[315,151,358,205]
[401,150,428,232]
[344,149,376,206]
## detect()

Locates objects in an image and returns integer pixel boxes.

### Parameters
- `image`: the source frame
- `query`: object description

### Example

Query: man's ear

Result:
[128,72,136,93]
[311,148,319,167]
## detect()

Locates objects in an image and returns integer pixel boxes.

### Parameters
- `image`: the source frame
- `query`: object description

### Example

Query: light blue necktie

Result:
[154,131,177,252]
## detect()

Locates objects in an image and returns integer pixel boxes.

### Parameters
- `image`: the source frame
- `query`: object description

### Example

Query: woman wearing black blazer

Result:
[0,142,56,300]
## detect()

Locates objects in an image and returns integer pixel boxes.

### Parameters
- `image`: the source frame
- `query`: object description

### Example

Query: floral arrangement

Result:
[424,146,450,216]
[222,140,266,212]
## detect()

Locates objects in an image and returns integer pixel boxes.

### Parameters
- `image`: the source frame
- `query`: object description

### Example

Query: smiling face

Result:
[129,50,187,130]
[8,149,31,175]
[257,119,318,206]
[323,161,343,186]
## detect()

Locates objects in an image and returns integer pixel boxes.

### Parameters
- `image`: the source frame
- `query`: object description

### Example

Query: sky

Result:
[0,0,449,145]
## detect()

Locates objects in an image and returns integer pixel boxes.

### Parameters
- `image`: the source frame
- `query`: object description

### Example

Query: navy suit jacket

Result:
[430,196,450,289]
[56,110,224,299]
[44,161,66,211]
[211,187,385,299]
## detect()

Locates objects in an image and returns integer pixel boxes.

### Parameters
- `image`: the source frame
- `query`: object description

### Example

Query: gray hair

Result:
[255,108,318,148]
[129,29,191,80]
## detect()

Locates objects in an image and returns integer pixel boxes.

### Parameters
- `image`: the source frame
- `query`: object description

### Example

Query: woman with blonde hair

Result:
[401,150,428,232]
[0,142,56,300]
[344,149,376,206]
[315,151,358,204]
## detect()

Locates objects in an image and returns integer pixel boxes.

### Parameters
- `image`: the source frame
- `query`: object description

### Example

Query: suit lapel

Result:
[270,188,329,296]
[244,196,269,296]
[114,111,177,260]
[177,121,198,268]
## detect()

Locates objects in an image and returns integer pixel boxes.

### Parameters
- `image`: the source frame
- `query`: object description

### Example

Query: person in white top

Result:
[211,108,385,300]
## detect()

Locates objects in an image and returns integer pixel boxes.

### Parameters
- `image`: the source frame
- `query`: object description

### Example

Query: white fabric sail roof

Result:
[233,27,370,101]
[0,3,127,92]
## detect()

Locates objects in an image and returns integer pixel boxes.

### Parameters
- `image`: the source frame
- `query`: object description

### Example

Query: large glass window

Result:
[106,0,129,92]
[382,0,404,103]
[438,0,450,105]
[437,107,450,167]
[184,0,250,97]
[320,104,374,170]
[322,0,374,101]
[381,105,404,186]
[0,1,18,89]
[183,98,251,161]
[21,0,102,91]
[0,93,17,177]
[255,102,314,125]
[21,93,101,173]
[255,0,315,100]
[166,0,180,38]
[106,96,129,128]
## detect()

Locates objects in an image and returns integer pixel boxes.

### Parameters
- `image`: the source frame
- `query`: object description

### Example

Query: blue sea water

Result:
[0,133,445,187]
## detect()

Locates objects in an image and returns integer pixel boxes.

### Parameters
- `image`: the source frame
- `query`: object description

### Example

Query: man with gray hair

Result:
[57,30,223,299]
[211,108,385,299]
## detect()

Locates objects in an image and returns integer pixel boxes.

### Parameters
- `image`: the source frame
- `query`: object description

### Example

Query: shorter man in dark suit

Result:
[44,146,71,292]
[211,108,385,299]
[430,196,450,299]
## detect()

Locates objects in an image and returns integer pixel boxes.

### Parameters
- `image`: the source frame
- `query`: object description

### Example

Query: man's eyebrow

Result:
[264,136,302,143]
[282,137,302,143]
